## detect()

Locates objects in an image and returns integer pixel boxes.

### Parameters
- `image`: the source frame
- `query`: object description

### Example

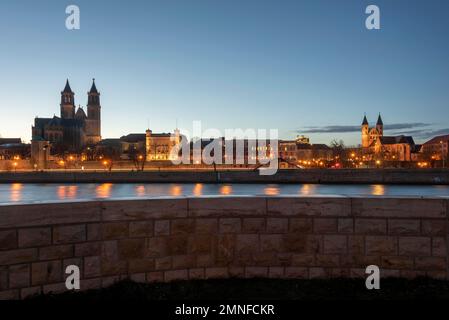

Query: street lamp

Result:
[59,160,65,171]
[13,162,18,173]
[43,145,49,170]
[440,141,445,168]
[376,160,381,168]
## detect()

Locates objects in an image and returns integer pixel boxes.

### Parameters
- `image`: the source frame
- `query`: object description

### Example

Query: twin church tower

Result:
[32,79,102,151]
[361,113,383,148]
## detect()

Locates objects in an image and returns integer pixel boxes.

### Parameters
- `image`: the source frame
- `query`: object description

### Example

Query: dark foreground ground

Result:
[28,278,449,301]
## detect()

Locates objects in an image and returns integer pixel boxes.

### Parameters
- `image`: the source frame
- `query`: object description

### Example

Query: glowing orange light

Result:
[136,185,145,197]
[10,183,23,202]
[220,185,233,195]
[170,185,183,196]
[372,185,385,196]
[96,183,112,198]
[193,183,203,196]
[264,185,280,196]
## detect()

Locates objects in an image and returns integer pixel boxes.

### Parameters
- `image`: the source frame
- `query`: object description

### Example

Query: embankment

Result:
[0,196,448,299]
[1,168,449,184]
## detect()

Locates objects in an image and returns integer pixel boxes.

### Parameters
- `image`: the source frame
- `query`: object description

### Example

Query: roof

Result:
[89,79,98,94]
[98,139,121,146]
[63,79,73,93]
[34,117,52,127]
[296,144,312,150]
[31,135,47,142]
[423,134,449,145]
[120,133,146,143]
[279,140,296,144]
[377,114,383,126]
[0,143,27,149]
[412,144,422,153]
[311,144,331,150]
[0,138,22,145]
[35,116,84,129]
[379,135,415,145]
[47,116,62,127]
[151,133,172,138]
[362,115,368,125]
[75,107,87,119]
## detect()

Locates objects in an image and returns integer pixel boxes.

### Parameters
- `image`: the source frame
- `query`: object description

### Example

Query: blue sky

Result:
[0,0,448,145]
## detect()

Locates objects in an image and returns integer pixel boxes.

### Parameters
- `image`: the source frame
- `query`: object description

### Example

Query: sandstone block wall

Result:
[0,196,448,299]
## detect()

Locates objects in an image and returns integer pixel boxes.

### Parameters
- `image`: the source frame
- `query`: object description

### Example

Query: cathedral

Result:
[361,114,416,162]
[32,79,102,152]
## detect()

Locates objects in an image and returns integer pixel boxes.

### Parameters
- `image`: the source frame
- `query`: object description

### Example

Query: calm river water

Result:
[0,183,449,205]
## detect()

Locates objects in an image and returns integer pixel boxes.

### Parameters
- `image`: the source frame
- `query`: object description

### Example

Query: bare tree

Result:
[129,146,146,171]
[100,146,120,171]
[330,139,346,161]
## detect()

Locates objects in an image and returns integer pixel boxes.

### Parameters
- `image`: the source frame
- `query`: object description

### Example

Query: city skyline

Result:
[1,0,449,145]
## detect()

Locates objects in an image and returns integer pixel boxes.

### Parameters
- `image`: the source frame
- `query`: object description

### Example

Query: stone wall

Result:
[0,196,448,299]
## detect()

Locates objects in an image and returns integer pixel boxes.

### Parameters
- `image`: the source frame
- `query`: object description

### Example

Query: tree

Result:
[51,142,69,159]
[128,146,146,171]
[83,145,95,161]
[330,139,346,161]
[99,145,120,171]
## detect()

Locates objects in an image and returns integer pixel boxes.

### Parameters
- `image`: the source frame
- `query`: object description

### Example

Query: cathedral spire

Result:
[61,79,75,119]
[86,78,101,143]
[362,114,368,125]
[63,79,73,93]
[87,78,100,106]
[89,78,98,94]
[377,113,383,126]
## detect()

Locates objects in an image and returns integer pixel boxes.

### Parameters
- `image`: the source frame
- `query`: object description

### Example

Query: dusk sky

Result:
[0,0,448,145]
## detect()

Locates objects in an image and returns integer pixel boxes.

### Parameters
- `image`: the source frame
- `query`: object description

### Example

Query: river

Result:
[1,183,449,205]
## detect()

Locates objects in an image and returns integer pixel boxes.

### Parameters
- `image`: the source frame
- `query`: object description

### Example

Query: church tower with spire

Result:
[361,113,384,149]
[85,79,102,144]
[361,114,369,148]
[376,113,383,136]
[60,79,75,119]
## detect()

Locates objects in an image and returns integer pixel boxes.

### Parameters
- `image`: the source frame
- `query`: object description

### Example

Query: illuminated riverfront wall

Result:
[0,196,448,299]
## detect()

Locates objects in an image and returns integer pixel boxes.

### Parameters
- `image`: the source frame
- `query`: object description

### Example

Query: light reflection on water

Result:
[170,185,183,196]
[10,183,23,202]
[1,183,448,204]
[264,185,280,196]
[220,185,233,195]
[193,183,203,196]
[299,184,317,195]
[135,185,145,197]
[371,185,385,196]
[57,185,78,200]
[95,183,112,198]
